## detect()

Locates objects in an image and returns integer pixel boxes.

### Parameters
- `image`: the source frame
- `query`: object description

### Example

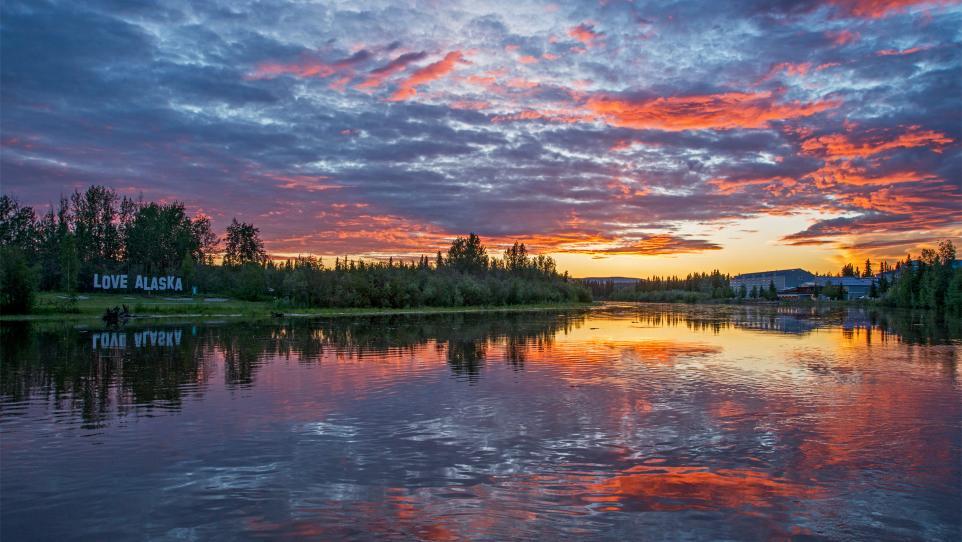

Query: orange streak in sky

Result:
[390,51,467,101]
[585,91,838,131]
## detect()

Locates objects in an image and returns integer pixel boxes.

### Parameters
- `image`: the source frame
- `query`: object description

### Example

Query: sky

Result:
[1,0,960,277]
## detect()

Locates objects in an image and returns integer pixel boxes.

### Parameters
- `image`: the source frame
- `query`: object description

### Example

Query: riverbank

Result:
[605,294,877,308]
[0,292,596,322]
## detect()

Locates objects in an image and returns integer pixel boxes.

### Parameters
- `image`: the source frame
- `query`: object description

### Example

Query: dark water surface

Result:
[2,304,960,541]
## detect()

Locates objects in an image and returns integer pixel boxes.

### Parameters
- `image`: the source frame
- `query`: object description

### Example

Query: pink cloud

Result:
[569,23,600,47]
[389,51,468,101]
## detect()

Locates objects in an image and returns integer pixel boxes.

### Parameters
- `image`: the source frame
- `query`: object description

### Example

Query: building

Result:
[776,284,819,300]
[732,267,881,300]
[812,276,875,300]
[730,268,815,292]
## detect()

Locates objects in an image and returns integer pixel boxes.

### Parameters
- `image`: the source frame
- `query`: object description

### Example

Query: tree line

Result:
[583,241,962,315]
[585,270,735,303]
[837,241,961,313]
[0,187,589,312]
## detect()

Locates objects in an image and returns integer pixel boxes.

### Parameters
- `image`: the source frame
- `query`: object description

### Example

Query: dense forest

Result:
[0,187,589,313]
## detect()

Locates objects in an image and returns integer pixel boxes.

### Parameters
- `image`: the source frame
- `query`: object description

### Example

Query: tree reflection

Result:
[0,311,586,424]
[2,306,956,426]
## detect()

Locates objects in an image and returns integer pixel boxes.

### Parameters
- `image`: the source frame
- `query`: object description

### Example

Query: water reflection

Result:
[1,304,960,541]
[1,312,582,426]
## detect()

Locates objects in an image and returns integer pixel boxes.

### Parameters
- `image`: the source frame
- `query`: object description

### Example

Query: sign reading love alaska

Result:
[93,273,185,292]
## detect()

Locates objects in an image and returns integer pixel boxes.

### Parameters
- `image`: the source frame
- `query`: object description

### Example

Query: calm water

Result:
[1,304,960,541]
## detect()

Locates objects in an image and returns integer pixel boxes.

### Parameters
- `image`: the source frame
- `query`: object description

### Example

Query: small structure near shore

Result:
[101,304,131,326]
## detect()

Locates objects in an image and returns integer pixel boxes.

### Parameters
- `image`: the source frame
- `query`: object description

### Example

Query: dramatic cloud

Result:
[1,0,959,273]
[826,0,956,19]
[584,91,839,131]
[390,51,468,101]
[561,235,722,256]
[800,126,953,158]
[251,50,373,81]
[357,51,428,90]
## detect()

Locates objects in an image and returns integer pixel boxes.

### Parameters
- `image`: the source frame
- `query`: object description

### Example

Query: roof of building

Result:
[810,276,875,286]
[732,268,812,279]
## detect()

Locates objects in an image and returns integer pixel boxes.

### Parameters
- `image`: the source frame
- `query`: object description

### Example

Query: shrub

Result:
[0,247,37,314]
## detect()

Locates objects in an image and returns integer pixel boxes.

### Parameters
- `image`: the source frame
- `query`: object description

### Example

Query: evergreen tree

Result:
[503,242,529,272]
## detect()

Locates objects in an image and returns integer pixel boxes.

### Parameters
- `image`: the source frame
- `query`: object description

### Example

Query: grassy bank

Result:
[0,292,595,322]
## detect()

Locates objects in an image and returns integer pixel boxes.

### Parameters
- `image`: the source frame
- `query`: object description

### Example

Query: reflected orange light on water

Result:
[3,305,959,540]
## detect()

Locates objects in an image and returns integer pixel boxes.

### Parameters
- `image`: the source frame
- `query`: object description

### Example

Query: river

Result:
[1,303,959,540]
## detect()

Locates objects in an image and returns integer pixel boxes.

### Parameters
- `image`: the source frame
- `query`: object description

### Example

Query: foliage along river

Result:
[1,303,959,541]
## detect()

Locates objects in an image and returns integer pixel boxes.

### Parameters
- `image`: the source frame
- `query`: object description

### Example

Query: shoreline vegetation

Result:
[1,292,595,322]
[2,186,959,320]
[1,186,590,317]
[1,292,954,322]
[586,241,962,316]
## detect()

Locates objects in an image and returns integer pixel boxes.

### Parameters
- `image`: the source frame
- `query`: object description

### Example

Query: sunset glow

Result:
[1,0,959,276]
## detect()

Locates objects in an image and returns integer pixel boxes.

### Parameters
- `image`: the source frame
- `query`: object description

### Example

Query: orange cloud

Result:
[560,234,722,256]
[839,186,946,214]
[709,176,796,194]
[876,45,932,55]
[827,29,860,45]
[585,91,838,131]
[356,51,427,90]
[810,163,938,187]
[801,126,953,158]
[449,100,491,110]
[827,0,955,18]
[250,50,372,81]
[250,60,336,80]
[753,62,813,85]
[389,51,467,101]
[271,174,339,192]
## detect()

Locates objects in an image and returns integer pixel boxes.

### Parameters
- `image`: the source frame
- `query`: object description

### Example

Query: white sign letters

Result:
[92,329,183,349]
[93,273,184,292]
